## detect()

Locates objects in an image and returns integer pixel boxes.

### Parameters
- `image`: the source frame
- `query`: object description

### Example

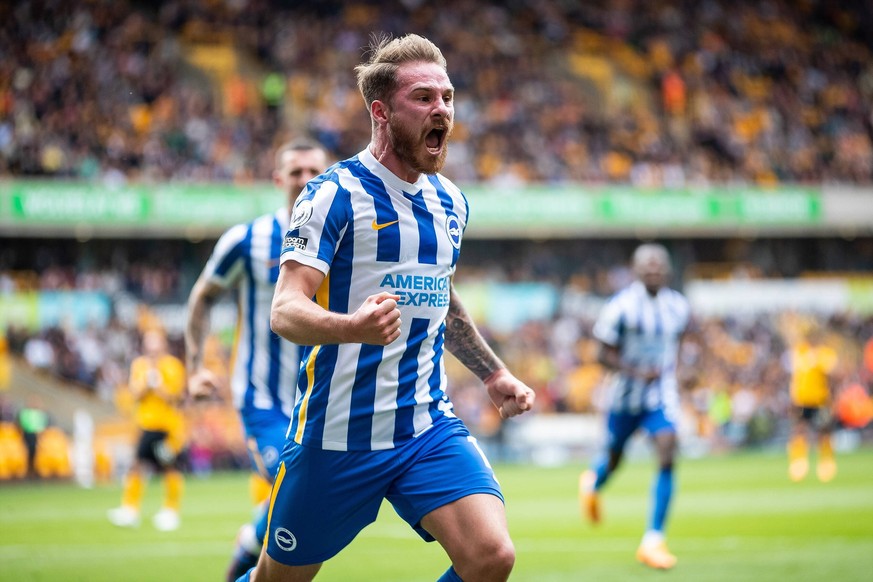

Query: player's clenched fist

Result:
[483,368,536,419]
[349,292,402,345]
[187,368,220,398]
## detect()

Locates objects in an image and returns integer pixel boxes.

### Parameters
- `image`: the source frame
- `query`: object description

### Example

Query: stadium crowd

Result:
[2,0,872,185]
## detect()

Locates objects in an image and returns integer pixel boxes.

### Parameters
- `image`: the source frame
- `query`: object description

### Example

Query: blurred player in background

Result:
[249,33,535,582]
[108,329,187,531]
[787,326,838,482]
[185,140,329,580]
[579,243,691,570]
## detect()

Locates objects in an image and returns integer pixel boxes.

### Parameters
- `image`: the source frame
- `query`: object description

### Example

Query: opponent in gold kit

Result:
[108,330,187,530]
[787,327,838,482]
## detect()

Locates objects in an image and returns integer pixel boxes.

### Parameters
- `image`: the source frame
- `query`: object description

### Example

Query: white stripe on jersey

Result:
[280,148,468,451]
[203,207,299,421]
[592,280,690,417]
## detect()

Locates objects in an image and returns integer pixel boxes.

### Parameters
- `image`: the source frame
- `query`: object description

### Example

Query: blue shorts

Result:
[265,415,503,565]
[242,408,292,482]
[605,408,676,454]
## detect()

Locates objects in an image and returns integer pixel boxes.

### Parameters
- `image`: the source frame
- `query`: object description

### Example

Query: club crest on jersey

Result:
[289,199,313,229]
[445,213,461,249]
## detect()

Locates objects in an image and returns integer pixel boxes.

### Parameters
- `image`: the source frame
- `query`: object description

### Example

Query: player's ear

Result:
[371,100,389,126]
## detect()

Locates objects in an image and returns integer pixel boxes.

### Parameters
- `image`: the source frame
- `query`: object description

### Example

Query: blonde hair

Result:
[354,33,447,108]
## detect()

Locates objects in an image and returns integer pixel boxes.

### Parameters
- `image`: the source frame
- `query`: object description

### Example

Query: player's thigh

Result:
[253,544,321,582]
[419,493,511,563]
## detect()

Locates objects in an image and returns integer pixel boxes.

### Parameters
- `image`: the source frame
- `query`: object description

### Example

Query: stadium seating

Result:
[2,0,872,185]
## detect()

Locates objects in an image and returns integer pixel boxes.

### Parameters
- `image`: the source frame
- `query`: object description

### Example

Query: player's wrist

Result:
[482,367,509,385]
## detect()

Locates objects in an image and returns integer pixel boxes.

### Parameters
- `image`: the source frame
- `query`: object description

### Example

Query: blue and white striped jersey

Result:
[202,207,299,422]
[592,280,690,418]
[279,148,469,451]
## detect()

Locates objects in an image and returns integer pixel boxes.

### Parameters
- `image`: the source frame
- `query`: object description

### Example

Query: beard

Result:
[387,115,452,175]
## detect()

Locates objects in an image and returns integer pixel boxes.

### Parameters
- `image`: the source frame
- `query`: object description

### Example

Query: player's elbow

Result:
[270,304,289,340]
[270,294,304,343]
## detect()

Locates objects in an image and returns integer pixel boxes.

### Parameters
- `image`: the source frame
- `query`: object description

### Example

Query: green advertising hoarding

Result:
[1,180,823,237]
[3,181,283,228]
[462,186,821,229]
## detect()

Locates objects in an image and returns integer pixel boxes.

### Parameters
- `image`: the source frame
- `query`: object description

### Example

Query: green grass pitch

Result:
[2,447,872,581]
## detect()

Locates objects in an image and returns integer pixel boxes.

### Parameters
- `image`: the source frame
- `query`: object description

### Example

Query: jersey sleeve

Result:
[202,223,250,289]
[280,177,350,274]
[592,296,624,347]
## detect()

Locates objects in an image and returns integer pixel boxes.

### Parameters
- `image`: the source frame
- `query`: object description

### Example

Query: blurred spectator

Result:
[33,424,72,479]
[17,395,49,477]
[835,382,873,431]
[0,332,10,392]
[23,332,54,371]
[0,419,29,480]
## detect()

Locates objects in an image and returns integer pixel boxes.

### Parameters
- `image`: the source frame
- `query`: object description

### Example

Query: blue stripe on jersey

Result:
[267,217,283,405]
[301,344,339,446]
[214,235,247,278]
[615,309,632,411]
[427,321,446,419]
[428,175,460,267]
[270,216,283,282]
[404,190,438,265]
[240,224,257,414]
[348,344,383,449]
[394,318,430,445]
[347,161,401,263]
[328,220,353,314]
[316,181,354,267]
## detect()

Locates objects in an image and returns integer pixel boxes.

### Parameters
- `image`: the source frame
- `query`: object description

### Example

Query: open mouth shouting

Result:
[425,127,447,155]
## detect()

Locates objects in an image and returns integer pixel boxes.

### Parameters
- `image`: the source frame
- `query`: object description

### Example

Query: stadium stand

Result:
[1,0,872,184]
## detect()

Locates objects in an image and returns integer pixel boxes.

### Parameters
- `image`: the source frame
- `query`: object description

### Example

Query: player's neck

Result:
[368,140,420,184]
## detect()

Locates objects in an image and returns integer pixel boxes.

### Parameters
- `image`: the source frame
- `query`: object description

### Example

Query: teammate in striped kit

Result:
[579,243,691,570]
[244,34,535,582]
[184,140,329,580]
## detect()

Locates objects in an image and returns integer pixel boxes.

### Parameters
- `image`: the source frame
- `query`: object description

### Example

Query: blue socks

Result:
[591,455,611,490]
[649,465,674,532]
[437,566,463,581]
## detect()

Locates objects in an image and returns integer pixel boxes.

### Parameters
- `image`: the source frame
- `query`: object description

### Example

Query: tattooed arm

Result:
[444,283,505,380]
[445,284,535,418]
